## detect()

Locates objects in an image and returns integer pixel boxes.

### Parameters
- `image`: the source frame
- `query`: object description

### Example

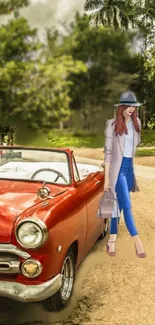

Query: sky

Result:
[0,0,84,32]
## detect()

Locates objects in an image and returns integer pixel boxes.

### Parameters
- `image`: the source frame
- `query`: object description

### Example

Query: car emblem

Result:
[37,186,51,200]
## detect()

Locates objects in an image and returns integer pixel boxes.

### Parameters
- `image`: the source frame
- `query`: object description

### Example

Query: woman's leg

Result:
[116,167,138,236]
[108,172,123,253]
[116,158,145,255]
[107,220,118,254]
[110,216,120,235]
[108,205,122,253]
[126,162,146,255]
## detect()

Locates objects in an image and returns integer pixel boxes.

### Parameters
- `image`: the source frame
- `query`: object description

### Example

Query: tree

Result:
[133,47,155,127]
[0,16,40,126]
[11,56,87,130]
[0,17,39,63]
[0,16,86,131]
[135,0,155,50]
[131,0,155,126]
[45,28,60,58]
[57,14,137,130]
[84,0,136,30]
[84,0,155,43]
[0,0,29,16]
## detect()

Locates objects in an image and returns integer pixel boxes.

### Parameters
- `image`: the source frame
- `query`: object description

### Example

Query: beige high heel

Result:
[134,244,146,258]
[106,240,116,257]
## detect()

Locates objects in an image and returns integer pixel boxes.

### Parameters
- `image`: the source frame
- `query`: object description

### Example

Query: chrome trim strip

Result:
[0,274,63,302]
[0,244,30,259]
[95,181,101,185]
[0,261,20,274]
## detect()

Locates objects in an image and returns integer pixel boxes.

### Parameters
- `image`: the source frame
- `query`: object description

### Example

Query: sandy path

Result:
[75,155,155,180]
[72,147,155,167]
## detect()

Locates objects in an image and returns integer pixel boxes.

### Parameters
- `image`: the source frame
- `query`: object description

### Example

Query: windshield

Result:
[0,148,71,185]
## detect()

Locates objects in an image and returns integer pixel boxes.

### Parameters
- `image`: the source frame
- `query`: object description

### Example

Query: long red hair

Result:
[112,105,140,136]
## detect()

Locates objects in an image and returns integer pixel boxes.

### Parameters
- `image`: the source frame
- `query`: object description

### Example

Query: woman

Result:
[104,90,146,258]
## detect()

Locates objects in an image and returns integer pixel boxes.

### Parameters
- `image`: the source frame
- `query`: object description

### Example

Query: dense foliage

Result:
[0,13,86,130]
[0,0,29,16]
[0,0,154,134]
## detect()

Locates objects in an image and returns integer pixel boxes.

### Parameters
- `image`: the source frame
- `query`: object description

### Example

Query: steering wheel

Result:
[31,168,68,184]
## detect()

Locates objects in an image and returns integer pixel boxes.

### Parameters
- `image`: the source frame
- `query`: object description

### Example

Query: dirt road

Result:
[72,147,155,167]
[0,151,155,325]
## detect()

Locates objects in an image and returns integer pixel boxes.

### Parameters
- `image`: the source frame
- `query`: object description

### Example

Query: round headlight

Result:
[15,219,48,249]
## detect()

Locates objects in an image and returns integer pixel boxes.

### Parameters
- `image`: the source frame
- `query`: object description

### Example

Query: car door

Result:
[72,156,104,253]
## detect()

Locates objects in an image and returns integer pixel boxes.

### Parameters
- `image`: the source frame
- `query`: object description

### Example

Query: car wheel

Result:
[98,219,109,240]
[42,248,75,312]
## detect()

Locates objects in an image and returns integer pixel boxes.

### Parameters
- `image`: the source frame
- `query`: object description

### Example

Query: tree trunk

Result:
[7,132,12,145]
[1,134,4,145]
[59,121,64,130]
[142,106,146,128]
[81,110,89,130]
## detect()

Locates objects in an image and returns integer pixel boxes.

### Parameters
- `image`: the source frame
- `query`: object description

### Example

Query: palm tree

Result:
[138,0,155,27]
[134,0,155,127]
[84,0,137,30]
[135,0,155,49]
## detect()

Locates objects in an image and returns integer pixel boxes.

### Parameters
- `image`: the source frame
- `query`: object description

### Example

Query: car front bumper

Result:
[0,274,63,302]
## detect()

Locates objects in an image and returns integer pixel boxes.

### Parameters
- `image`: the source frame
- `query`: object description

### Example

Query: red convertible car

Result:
[0,146,108,311]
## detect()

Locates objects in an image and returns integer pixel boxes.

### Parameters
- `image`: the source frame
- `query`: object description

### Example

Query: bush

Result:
[140,129,155,146]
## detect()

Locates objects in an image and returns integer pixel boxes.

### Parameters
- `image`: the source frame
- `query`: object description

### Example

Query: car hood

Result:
[0,183,68,243]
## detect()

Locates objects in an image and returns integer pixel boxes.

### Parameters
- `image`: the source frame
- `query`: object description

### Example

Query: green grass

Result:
[15,128,155,157]
[135,149,155,157]
[48,135,104,148]
[15,129,104,148]
[17,134,104,148]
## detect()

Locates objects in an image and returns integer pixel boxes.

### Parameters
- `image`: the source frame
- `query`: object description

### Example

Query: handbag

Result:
[96,189,115,219]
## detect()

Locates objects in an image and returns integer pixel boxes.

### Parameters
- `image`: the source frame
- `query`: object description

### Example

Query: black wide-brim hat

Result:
[114,91,142,107]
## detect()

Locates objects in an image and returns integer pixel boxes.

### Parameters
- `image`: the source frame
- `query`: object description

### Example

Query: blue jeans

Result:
[110,157,138,236]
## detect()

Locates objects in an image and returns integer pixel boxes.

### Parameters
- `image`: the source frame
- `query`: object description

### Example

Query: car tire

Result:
[42,248,75,312]
[98,219,109,240]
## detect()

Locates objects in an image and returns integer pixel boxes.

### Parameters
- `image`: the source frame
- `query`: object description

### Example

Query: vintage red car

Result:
[0,146,108,311]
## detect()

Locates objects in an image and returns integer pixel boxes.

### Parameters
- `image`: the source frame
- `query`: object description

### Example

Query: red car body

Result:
[0,146,107,311]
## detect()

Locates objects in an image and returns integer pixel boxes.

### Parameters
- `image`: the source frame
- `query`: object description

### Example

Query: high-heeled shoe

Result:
[106,240,116,257]
[134,244,146,258]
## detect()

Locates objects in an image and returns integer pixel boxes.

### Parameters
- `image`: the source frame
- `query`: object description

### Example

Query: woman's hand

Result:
[104,178,110,192]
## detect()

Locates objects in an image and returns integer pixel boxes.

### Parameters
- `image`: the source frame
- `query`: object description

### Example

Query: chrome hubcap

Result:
[60,256,74,301]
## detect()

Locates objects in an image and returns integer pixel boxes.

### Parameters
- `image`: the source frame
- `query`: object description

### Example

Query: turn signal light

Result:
[21,259,42,278]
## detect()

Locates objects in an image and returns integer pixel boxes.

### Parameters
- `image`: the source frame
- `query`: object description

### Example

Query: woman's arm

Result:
[104,120,114,190]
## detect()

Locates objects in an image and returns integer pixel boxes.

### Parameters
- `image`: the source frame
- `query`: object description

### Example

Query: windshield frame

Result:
[0,146,72,186]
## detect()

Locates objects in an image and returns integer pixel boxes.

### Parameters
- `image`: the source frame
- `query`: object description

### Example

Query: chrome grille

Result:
[0,244,30,274]
[0,252,20,274]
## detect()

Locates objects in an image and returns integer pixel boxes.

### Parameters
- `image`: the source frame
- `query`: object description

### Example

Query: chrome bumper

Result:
[0,274,63,302]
